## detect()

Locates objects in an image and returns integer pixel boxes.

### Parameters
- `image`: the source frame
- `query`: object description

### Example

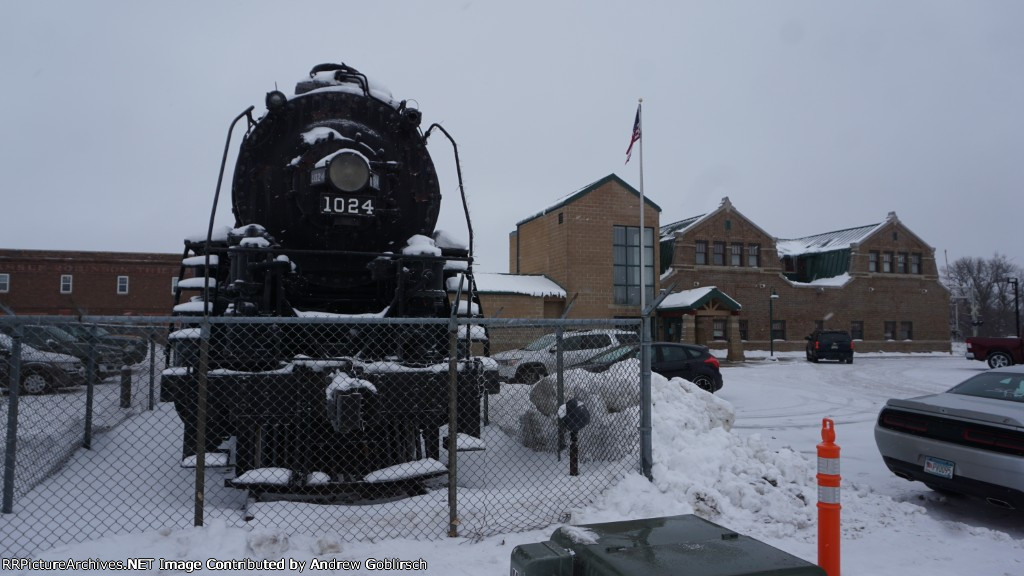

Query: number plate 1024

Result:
[321,195,375,216]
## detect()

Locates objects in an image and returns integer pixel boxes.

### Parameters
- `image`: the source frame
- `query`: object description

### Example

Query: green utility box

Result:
[510,515,825,576]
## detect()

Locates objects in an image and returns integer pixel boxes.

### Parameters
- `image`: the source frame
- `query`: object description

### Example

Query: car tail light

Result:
[814,341,820,350]
[850,341,855,351]
[963,428,1024,456]
[703,356,720,370]
[880,411,928,432]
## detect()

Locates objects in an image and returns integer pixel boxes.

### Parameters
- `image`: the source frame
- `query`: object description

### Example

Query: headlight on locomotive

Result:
[327,151,371,193]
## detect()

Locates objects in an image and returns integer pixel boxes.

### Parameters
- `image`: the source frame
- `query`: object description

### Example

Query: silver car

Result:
[874,365,1024,509]
[492,329,640,384]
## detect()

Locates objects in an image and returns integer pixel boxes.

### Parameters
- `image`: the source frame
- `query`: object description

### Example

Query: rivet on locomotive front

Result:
[160,63,496,501]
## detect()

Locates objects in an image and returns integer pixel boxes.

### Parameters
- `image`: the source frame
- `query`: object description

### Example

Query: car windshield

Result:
[524,334,558,351]
[949,372,1024,403]
[39,326,77,342]
[583,344,638,365]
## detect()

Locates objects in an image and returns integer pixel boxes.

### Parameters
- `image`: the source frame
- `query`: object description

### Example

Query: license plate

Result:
[923,456,954,479]
[321,195,375,216]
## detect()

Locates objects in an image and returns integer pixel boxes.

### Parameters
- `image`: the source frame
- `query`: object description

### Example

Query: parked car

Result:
[58,323,149,365]
[0,324,124,377]
[0,333,84,394]
[965,336,1023,368]
[874,365,1024,509]
[805,330,854,363]
[572,342,723,393]
[493,329,640,383]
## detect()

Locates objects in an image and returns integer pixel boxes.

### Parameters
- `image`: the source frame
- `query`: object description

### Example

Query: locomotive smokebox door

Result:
[511,515,826,576]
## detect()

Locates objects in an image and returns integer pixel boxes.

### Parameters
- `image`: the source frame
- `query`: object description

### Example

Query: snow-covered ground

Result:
[10,349,1023,575]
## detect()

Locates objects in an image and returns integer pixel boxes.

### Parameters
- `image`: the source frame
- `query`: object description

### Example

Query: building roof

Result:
[659,214,706,242]
[658,286,742,312]
[775,223,884,257]
[516,174,662,227]
[446,272,566,298]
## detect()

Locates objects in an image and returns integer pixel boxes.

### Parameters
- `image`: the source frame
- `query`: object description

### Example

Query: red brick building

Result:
[0,250,180,316]
[505,175,950,356]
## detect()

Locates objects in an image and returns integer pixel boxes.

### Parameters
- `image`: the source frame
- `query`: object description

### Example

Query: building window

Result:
[850,321,864,340]
[747,244,760,267]
[695,241,707,265]
[612,225,654,306]
[868,251,879,273]
[896,252,907,274]
[712,318,727,341]
[60,274,73,294]
[814,320,824,332]
[738,320,749,341]
[884,321,896,340]
[730,243,743,266]
[882,252,892,273]
[712,241,725,266]
[771,320,786,342]
[117,276,129,295]
[0,273,8,293]
[558,212,564,225]
[911,253,921,274]
[899,321,913,340]
[172,276,179,295]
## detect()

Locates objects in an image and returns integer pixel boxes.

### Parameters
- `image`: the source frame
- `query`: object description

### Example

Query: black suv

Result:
[805,330,854,363]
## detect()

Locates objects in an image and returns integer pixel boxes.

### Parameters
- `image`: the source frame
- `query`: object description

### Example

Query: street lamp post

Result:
[1008,277,1020,338]
[769,288,779,358]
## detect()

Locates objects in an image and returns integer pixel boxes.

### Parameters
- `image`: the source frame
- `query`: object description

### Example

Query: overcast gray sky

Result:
[2,1,1022,275]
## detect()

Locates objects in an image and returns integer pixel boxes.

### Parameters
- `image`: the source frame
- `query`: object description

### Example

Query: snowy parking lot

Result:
[10,350,1023,576]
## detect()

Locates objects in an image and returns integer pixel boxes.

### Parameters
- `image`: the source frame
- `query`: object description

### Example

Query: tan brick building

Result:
[0,250,181,316]
[506,175,951,356]
[509,174,661,318]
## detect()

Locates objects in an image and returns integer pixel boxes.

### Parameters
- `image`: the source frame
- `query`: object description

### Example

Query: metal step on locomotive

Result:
[161,62,497,502]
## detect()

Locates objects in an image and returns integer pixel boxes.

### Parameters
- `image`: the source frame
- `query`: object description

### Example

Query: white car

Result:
[492,329,640,383]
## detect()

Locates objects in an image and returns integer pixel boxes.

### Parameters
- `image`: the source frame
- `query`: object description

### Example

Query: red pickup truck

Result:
[965,336,1024,368]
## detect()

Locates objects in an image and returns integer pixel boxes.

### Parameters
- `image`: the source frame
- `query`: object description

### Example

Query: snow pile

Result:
[324,372,377,399]
[571,372,815,541]
[402,234,442,256]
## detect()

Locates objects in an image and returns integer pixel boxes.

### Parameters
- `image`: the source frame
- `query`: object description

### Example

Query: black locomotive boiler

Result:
[160,63,493,499]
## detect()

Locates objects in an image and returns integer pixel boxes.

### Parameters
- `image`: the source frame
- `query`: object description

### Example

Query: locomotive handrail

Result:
[202,105,255,318]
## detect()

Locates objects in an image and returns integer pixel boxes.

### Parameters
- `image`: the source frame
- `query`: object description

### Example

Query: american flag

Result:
[625,105,641,164]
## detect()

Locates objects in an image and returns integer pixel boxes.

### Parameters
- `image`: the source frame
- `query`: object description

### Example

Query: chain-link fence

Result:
[1,316,646,556]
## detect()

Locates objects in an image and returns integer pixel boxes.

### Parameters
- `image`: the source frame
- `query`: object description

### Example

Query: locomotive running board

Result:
[227,471,450,504]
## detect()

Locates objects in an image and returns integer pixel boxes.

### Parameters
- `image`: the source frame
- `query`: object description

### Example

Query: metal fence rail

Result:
[1,315,646,556]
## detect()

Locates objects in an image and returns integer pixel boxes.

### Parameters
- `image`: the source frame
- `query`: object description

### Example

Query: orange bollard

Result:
[817,418,841,576]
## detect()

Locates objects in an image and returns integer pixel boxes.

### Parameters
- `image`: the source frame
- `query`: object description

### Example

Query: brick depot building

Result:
[0,250,180,316]
[504,174,950,358]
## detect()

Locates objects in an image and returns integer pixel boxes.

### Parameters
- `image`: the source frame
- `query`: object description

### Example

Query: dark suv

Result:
[806,330,854,363]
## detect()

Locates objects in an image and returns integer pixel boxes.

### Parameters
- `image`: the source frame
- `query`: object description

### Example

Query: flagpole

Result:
[638,98,645,313]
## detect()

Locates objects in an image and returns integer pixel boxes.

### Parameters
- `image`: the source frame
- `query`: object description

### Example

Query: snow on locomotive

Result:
[160,63,494,499]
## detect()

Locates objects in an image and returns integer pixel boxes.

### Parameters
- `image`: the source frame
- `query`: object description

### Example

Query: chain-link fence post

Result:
[640,314,653,479]
[447,318,459,537]
[194,320,211,527]
[83,339,96,450]
[2,324,23,514]
[148,334,156,411]
[555,326,565,459]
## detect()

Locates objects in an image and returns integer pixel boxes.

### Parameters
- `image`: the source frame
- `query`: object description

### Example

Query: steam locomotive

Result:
[160,63,493,499]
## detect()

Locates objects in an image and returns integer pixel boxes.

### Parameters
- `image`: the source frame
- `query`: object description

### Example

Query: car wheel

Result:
[811,355,819,363]
[691,374,714,392]
[21,371,50,395]
[987,352,1013,369]
[519,366,545,384]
